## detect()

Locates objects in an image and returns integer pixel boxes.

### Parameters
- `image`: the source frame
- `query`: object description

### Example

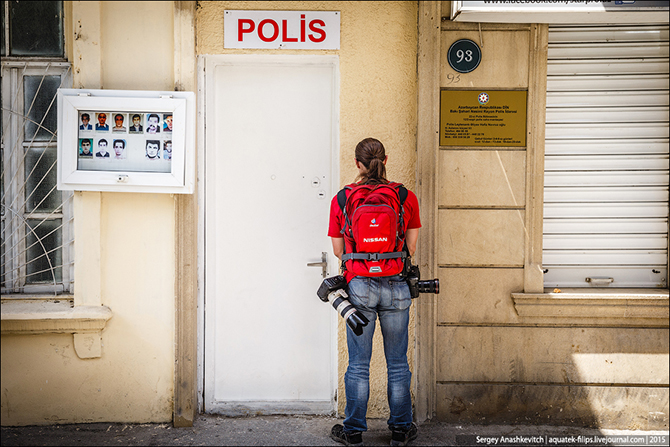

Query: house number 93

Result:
[447,39,482,74]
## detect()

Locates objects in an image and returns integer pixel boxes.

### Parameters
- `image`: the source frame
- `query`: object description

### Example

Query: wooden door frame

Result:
[415,0,441,423]
[173,0,198,428]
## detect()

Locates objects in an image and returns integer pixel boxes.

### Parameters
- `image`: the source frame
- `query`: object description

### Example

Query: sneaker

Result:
[390,422,418,446]
[331,424,363,446]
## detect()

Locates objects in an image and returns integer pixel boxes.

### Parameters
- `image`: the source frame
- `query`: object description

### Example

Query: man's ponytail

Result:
[355,138,388,185]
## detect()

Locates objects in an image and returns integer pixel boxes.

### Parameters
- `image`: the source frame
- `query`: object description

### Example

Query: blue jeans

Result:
[343,275,413,433]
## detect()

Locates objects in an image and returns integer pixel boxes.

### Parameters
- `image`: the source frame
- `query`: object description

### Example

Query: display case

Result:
[57,89,195,193]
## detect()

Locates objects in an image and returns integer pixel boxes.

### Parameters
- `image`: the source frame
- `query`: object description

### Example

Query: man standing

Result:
[328,138,420,447]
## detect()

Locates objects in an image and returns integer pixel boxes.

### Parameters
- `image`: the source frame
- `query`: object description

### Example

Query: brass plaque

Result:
[440,90,527,147]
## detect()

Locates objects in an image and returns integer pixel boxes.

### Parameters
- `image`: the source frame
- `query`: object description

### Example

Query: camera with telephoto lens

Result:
[404,261,440,299]
[317,275,369,336]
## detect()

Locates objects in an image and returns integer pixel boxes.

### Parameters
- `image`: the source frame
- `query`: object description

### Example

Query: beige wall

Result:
[434,14,669,428]
[1,1,178,425]
[197,1,419,418]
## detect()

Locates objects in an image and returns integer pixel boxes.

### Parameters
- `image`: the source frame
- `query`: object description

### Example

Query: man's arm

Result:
[331,237,344,260]
[406,228,419,257]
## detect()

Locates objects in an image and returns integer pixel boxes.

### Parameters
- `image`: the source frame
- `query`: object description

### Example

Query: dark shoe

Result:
[331,424,363,446]
[390,422,418,446]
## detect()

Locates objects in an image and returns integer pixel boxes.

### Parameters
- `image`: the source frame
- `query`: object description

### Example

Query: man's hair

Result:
[98,139,108,146]
[132,114,141,120]
[81,139,91,145]
[355,137,388,185]
[115,114,124,121]
[81,113,90,120]
[148,113,160,122]
[113,139,126,148]
[146,140,160,148]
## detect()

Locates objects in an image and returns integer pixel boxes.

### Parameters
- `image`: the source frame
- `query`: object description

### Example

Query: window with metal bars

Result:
[1,1,73,295]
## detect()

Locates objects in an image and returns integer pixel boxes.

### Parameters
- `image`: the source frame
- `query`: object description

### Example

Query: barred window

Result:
[1,1,73,294]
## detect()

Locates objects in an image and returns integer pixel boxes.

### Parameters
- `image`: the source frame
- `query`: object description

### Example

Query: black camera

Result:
[404,263,439,299]
[317,275,369,336]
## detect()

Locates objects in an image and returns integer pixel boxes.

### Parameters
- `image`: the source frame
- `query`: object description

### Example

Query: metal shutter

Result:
[543,25,669,288]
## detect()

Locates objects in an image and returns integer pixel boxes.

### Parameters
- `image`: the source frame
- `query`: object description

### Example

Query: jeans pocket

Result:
[348,277,370,308]
[390,279,411,310]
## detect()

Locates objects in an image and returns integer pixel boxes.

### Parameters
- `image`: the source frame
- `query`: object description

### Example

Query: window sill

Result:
[1,297,112,358]
[511,289,669,326]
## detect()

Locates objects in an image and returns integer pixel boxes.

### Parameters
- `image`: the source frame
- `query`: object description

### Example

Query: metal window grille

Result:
[1,61,73,295]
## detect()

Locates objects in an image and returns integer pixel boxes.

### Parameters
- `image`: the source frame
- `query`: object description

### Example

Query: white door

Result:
[203,55,339,414]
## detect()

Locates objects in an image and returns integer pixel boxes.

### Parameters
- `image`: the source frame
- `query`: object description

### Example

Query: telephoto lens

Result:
[317,276,369,336]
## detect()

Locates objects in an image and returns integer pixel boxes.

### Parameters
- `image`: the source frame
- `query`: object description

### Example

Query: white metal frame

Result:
[57,88,196,194]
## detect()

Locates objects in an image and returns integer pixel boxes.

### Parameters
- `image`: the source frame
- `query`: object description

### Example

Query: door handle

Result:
[307,252,328,278]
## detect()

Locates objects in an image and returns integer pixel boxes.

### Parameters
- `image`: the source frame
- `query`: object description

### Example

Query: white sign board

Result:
[224,10,340,50]
[451,1,669,24]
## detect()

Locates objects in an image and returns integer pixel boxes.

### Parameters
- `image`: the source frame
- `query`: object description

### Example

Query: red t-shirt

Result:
[328,183,421,280]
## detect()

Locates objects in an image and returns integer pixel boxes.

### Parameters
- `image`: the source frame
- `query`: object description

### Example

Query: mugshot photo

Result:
[163,140,172,160]
[145,113,161,135]
[112,139,127,160]
[112,113,127,133]
[79,113,93,131]
[145,139,161,160]
[95,138,111,158]
[79,138,93,157]
[129,113,144,133]
[95,112,109,131]
[163,114,173,133]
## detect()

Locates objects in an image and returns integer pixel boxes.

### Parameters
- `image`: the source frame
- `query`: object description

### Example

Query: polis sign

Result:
[224,10,340,50]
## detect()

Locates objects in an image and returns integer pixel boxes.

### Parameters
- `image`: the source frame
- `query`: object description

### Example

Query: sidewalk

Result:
[2,415,668,446]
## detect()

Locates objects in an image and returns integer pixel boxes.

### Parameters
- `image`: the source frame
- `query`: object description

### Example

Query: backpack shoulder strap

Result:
[397,185,408,205]
[386,182,407,205]
[393,183,408,241]
[336,185,353,212]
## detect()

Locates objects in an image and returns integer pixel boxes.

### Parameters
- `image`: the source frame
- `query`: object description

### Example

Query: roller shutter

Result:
[543,25,669,288]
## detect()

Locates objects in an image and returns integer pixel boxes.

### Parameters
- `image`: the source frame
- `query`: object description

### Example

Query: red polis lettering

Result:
[238,15,326,43]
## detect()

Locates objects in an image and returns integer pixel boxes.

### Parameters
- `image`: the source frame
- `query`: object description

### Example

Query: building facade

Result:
[2,1,668,429]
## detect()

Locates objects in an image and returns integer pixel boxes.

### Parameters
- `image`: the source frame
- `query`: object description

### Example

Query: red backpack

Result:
[337,182,408,277]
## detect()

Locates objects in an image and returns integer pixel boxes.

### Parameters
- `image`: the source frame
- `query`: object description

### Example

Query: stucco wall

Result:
[1,1,177,426]
[197,1,419,418]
